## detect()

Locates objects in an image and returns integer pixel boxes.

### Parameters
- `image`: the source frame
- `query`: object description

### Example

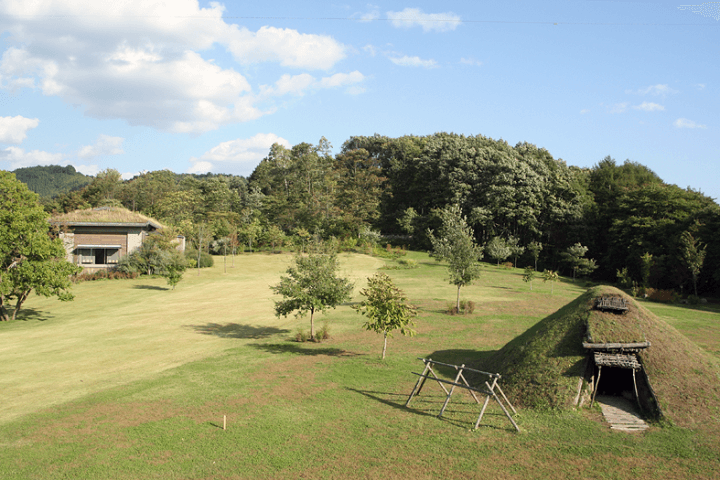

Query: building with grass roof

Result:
[472,286,720,428]
[51,207,182,273]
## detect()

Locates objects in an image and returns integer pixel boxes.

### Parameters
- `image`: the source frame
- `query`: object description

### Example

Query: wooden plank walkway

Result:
[595,395,648,432]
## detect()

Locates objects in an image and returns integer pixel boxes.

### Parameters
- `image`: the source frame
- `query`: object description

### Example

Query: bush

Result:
[74,270,139,283]
[502,262,513,269]
[294,324,330,342]
[396,258,418,269]
[185,249,214,268]
[645,288,676,303]
[446,300,475,315]
[687,294,701,305]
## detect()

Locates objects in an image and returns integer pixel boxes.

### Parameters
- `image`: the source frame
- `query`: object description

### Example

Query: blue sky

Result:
[1,1,718,201]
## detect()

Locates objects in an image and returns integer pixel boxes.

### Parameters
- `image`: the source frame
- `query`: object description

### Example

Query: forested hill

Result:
[12,165,91,198]
[36,132,720,297]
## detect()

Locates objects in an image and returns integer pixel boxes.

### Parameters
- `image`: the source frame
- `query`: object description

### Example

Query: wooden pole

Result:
[438,364,464,417]
[590,366,602,408]
[223,415,226,430]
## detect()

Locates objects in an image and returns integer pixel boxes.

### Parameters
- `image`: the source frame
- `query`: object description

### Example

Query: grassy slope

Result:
[1,253,719,479]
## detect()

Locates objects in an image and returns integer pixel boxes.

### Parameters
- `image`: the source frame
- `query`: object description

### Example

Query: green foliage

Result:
[183,249,214,268]
[522,266,536,290]
[560,243,598,281]
[486,236,512,265]
[427,204,484,310]
[0,171,82,321]
[680,229,706,296]
[640,252,653,288]
[527,241,543,270]
[542,269,559,294]
[507,235,525,268]
[12,165,91,198]
[355,273,416,359]
[616,267,633,290]
[271,250,353,340]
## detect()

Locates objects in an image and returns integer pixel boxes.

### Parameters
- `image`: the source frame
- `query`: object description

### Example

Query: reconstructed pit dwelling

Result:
[477,286,720,427]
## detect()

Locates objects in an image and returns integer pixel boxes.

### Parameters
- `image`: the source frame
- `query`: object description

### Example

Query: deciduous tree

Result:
[271,249,353,340]
[355,273,417,359]
[427,205,483,311]
[0,171,81,321]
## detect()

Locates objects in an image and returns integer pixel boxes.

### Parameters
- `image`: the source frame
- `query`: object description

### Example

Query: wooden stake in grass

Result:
[223,415,226,430]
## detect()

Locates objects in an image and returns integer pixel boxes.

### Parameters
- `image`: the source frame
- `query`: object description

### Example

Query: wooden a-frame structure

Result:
[405,358,520,432]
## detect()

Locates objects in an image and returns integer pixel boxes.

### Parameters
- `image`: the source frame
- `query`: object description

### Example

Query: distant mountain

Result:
[12,165,91,198]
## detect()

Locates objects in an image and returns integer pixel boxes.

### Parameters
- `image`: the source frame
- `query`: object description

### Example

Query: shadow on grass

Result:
[15,307,53,322]
[248,342,362,357]
[133,285,169,291]
[347,387,510,430]
[186,323,290,339]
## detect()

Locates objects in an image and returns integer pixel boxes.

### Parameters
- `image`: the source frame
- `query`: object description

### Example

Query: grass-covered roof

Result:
[51,207,163,228]
[475,286,720,427]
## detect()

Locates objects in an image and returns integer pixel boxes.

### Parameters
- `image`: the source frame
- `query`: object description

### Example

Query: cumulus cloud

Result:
[674,118,707,129]
[387,8,461,32]
[261,71,366,97]
[0,146,65,169]
[78,134,125,159]
[627,84,678,97]
[389,55,437,68]
[0,0,351,134]
[188,133,292,175]
[632,102,664,112]
[73,164,101,177]
[460,57,482,66]
[0,115,39,144]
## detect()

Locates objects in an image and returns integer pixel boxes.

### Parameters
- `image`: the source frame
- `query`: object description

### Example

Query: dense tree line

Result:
[12,165,91,198]
[29,132,720,297]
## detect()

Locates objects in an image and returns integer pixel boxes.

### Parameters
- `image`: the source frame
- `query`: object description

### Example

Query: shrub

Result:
[502,262,513,269]
[645,288,675,303]
[460,299,476,314]
[687,294,701,305]
[295,330,309,342]
[185,249,214,268]
[396,258,418,269]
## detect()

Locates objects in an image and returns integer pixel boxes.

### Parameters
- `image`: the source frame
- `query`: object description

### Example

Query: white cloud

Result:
[0,1,350,133]
[389,55,437,68]
[580,109,590,114]
[188,133,291,175]
[363,45,377,57]
[695,83,706,90]
[0,146,65,169]
[261,71,365,97]
[608,102,628,113]
[674,118,707,129]
[0,115,39,144]
[121,171,140,180]
[627,84,678,97]
[632,102,665,112]
[387,8,461,32]
[187,161,213,175]
[460,57,482,66]
[78,134,125,159]
[73,164,100,177]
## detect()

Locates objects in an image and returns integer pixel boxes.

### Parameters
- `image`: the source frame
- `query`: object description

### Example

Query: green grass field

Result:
[1,252,719,479]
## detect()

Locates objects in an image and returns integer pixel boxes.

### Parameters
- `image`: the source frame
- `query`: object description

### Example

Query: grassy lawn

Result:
[1,251,719,479]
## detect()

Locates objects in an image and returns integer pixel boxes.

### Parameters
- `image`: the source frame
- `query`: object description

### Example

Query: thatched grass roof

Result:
[475,286,720,428]
[51,207,164,229]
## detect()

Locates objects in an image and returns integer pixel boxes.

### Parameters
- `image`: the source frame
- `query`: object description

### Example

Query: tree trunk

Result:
[382,331,387,359]
[12,290,31,321]
[310,307,315,340]
[456,285,461,311]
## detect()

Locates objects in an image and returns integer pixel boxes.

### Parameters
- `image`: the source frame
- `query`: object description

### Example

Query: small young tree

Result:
[640,252,653,289]
[543,269,559,294]
[561,243,598,281]
[486,236,511,266]
[427,205,484,311]
[271,250,353,340]
[680,230,706,296]
[522,267,536,291]
[355,273,417,359]
[527,241,543,271]
[162,250,188,290]
[507,236,525,268]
